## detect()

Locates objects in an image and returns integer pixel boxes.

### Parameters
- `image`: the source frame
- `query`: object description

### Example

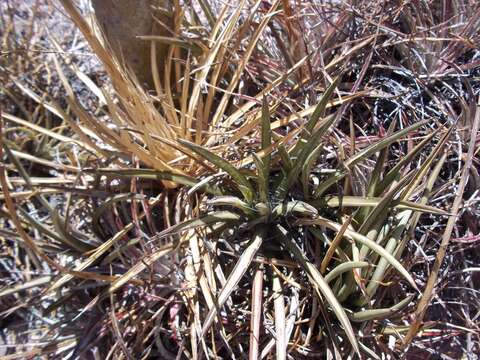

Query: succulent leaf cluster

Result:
[153,82,448,356]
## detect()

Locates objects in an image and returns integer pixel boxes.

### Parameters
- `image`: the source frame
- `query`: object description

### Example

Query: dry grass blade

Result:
[3,1,480,358]
[320,216,352,274]
[272,272,286,360]
[0,276,52,298]
[108,242,176,294]
[201,229,264,337]
[277,224,360,355]
[179,139,255,202]
[249,265,264,360]
[401,97,480,349]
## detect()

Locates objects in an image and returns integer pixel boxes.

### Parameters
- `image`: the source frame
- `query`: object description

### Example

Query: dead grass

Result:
[0,0,479,358]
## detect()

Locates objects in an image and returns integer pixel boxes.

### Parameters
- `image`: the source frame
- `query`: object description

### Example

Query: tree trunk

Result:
[92,0,172,88]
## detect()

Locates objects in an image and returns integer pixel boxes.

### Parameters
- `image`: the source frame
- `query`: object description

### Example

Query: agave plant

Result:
[117,80,451,358]
[3,1,474,358]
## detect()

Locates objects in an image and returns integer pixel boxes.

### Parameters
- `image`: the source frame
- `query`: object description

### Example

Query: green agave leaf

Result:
[354,129,451,272]
[346,120,428,167]
[399,152,448,258]
[324,261,369,284]
[355,172,416,263]
[399,126,453,200]
[378,130,452,271]
[364,236,398,300]
[261,97,272,170]
[323,195,448,215]
[276,115,336,199]
[291,77,340,158]
[357,170,415,236]
[277,144,293,172]
[376,129,439,195]
[179,139,254,202]
[381,323,430,335]
[349,295,414,322]
[335,236,362,303]
[301,218,418,291]
[272,201,318,218]
[271,131,293,172]
[208,195,257,216]
[305,78,340,133]
[252,153,269,204]
[366,119,396,196]
[93,168,223,195]
[314,120,428,198]
[336,268,357,303]
[276,225,360,355]
[201,229,264,337]
[395,200,449,215]
[157,211,241,238]
[358,209,410,285]
[356,120,396,222]
[302,144,323,198]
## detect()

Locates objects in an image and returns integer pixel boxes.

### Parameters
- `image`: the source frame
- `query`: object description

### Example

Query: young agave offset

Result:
[152,80,449,358]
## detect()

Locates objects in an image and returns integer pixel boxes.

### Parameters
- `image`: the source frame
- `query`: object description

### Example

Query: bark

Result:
[92,0,172,88]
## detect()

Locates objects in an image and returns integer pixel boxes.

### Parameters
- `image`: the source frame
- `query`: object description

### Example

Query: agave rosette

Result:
[141,80,451,358]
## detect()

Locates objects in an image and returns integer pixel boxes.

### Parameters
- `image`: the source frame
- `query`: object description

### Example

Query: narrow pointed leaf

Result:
[364,237,398,299]
[399,126,453,200]
[253,153,269,203]
[359,342,381,360]
[376,129,439,194]
[302,144,323,197]
[208,196,257,216]
[272,201,318,218]
[357,172,415,235]
[277,225,360,355]
[324,262,369,284]
[345,120,428,167]
[93,168,223,195]
[201,230,264,336]
[276,115,336,199]
[300,218,418,290]
[291,77,340,158]
[314,120,428,197]
[357,120,397,222]
[261,97,272,168]
[158,211,241,238]
[277,144,292,172]
[323,196,448,215]
[179,139,254,202]
[350,295,414,322]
